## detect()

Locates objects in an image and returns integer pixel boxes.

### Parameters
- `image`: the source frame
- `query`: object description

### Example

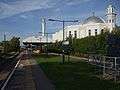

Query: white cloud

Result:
[0,0,56,19]
[20,15,28,19]
[0,0,94,19]
[65,0,92,6]
[55,8,61,12]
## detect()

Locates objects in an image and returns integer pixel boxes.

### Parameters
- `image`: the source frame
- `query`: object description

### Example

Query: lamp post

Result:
[48,19,78,63]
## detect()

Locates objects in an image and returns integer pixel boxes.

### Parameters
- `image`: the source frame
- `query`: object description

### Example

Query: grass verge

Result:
[34,54,120,90]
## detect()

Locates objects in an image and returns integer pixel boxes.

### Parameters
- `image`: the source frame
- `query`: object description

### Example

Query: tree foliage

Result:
[47,41,62,53]
[72,32,108,55]
[1,37,20,53]
[48,27,120,56]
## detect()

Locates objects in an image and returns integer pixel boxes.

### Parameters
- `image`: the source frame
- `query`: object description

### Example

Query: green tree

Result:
[9,37,20,52]
[47,27,120,56]
[2,37,20,53]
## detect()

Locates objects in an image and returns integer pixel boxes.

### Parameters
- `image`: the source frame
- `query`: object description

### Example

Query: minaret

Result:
[41,18,46,37]
[106,5,117,32]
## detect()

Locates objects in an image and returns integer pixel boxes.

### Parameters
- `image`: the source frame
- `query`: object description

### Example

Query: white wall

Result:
[52,23,107,42]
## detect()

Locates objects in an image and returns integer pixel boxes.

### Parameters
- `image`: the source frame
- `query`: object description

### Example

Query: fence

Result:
[88,54,120,82]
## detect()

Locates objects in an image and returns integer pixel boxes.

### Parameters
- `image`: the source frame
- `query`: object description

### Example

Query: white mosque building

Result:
[52,5,117,42]
[23,5,117,44]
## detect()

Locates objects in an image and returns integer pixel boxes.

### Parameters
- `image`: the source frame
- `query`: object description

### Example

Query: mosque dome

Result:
[83,16,104,24]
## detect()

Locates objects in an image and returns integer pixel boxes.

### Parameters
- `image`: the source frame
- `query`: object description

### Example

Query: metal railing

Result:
[88,55,120,82]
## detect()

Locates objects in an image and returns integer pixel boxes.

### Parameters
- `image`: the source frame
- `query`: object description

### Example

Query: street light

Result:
[48,19,78,22]
[48,19,78,63]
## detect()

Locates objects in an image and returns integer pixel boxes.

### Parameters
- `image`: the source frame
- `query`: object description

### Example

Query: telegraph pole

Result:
[62,21,65,63]
[3,32,6,53]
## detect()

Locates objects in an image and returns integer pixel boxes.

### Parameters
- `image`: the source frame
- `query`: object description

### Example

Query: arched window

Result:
[69,31,71,37]
[88,30,91,36]
[74,31,77,38]
[109,20,111,23]
[95,29,97,36]
[112,19,114,23]
[101,29,104,34]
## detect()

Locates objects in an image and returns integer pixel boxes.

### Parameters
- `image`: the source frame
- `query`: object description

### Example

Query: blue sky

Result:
[0,0,120,41]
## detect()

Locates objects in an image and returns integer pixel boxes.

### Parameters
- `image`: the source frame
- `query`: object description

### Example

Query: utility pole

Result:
[4,32,6,41]
[3,32,6,53]
[62,21,65,63]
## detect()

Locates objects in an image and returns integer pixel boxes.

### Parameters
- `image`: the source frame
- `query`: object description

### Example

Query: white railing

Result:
[88,55,120,82]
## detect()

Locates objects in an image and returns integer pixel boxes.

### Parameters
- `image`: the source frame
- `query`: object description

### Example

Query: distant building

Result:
[22,18,52,53]
[52,5,117,42]
[23,18,52,44]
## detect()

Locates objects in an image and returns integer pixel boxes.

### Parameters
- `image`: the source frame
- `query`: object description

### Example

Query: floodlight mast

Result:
[48,19,78,63]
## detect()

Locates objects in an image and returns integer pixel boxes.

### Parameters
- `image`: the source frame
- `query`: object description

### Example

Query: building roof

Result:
[23,36,52,44]
[83,16,104,24]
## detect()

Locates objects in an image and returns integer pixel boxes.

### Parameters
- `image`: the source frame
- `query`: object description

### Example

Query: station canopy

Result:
[23,35,53,45]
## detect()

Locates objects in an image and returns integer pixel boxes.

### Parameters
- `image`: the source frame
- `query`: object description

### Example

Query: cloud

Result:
[0,0,56,19]
[2,0,118,24]
[20,15,28,19]
[65,0,92,6]
[55,8,61,12]
[0,0,94,19]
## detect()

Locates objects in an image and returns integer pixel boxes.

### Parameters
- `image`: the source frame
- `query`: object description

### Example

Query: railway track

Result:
[0,52,22,90]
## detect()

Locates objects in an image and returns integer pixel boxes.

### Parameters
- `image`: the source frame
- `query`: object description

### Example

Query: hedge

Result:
[48,27,120,57]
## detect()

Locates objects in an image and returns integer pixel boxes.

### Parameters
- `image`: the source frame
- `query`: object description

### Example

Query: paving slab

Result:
[30,58,55,90]
[5,59,36,90]
[5,56,55,90]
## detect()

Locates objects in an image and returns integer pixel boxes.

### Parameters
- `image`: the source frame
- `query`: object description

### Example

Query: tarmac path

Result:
[5,50,55,90]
